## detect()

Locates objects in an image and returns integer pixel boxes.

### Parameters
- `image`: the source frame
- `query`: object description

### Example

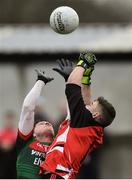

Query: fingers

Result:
[52,68,64,77]
[35,69,42,76]
[35,69,39,73]
[66,59,74,67]
[56,59,64,70]
[49,77,54,81]
[56,58,73,69]
[61,58,73,67]
[56,58,67,69]
[61,58,67,67]
[66,59,71,66]
[52,68,62,74]
[53,68,66,79]
[35,69,45,75]
[71,61,75,68]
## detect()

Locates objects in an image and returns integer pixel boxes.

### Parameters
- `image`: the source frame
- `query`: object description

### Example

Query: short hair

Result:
[97,96,116,127]
[34,113,49,126]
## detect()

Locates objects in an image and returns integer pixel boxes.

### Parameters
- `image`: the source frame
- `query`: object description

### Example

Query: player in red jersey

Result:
[16,70,55,179]
[40,53,116,179]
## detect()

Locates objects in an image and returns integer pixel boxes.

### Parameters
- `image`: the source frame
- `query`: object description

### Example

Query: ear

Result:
[92,112,101,119]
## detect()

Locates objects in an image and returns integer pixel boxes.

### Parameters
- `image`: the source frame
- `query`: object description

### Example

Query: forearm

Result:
[67,66,85,86]
[19,80,44,135]
[81,84,92,105]
[67,65,92,105]
[23,80,44,110]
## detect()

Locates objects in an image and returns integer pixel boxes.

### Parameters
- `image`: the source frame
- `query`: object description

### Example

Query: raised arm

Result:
[81,66,94,105]
[67,52,97,86]
[19,70,53,136]
[67,53,96,105]
[80,53,97,105]
[65,53,98,127]
[67,66,84,86]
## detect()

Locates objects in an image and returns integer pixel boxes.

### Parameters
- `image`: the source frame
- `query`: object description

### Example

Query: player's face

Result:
[86,100,99,113]
[34,121,54,143]
[86,100,101,119]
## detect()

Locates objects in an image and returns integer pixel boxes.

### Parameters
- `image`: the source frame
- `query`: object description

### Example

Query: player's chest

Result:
[27,141,48,166]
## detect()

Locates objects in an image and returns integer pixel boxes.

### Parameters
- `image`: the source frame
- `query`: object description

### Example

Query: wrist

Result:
[36,77,46,84]
[77,60,89,70]
[81,67,94,85]
[81,76,91,85]
[36,79,45,85]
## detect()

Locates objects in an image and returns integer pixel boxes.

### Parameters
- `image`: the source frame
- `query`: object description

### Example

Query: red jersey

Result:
[40,84,104,179]
[0,127,17,146]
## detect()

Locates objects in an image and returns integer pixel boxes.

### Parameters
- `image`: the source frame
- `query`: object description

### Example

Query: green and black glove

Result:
[53,58,74,81]
[77,52,97,85]
[35,69,54,84]
[77,52,97,70]
[81,67,94,85]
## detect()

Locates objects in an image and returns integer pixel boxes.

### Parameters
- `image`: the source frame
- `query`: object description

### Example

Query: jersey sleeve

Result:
[19,80,44,136]
[65,83,98,128]
[16,130,33,154]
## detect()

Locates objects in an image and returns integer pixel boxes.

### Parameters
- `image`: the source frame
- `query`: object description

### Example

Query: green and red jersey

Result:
[16,130,49,179]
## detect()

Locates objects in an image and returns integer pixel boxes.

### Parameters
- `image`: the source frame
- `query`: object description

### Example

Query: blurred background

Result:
[0,0,132,178]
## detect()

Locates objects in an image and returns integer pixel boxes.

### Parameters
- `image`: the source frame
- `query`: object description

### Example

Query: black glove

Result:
[53,59,74,81]
[77,52,97,70]
[35,69,54,84]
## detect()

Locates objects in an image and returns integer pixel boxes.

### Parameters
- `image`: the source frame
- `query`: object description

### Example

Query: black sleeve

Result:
[65,83,99,128]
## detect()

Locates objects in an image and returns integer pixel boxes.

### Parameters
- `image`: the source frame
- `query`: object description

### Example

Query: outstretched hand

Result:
[77,52,97,70]
[53,59,74,81]
[79,52,97,66]
[35,69,54,84]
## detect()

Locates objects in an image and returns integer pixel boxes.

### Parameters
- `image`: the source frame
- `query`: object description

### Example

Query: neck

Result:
[38,136,53,144]
[43,136,52,143]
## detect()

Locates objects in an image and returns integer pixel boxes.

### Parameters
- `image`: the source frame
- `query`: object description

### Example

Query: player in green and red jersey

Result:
[16,70,54,179]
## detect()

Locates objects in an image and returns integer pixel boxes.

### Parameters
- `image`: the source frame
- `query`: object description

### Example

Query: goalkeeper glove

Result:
[81,67,94,85]
[53,58,74,81]
[77,52,97,70]
[35,69,54,84]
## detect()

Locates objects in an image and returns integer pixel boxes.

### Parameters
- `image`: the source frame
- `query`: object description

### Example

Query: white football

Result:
[49,6,79,34]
